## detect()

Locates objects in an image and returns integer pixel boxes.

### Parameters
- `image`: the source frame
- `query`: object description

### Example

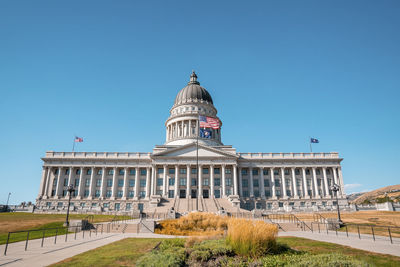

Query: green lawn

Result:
[277,236,400,267]
[50,238,165,267]
[0,213,131,245]
[50,237,400,267]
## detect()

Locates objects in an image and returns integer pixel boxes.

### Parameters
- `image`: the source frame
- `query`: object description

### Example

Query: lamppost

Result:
[65,185,75,227]
[6,193,11,212]
[331,184,343,225]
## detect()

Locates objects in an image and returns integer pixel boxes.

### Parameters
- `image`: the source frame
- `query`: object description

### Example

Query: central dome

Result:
[174,71,213,106]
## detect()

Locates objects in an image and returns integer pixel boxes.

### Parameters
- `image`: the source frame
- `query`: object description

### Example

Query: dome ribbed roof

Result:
[174,71,213,106]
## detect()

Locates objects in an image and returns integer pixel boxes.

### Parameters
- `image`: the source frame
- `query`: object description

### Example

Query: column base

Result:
[271,196,278,200]
[303,195,310,199]
[292,195,300,199]
[87,196,93,200]
[121,197,127,200]
[76,196,81,200]
[110,197,115,200]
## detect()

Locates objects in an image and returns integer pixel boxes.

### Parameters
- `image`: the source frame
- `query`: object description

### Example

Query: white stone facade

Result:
[36,72,348,213]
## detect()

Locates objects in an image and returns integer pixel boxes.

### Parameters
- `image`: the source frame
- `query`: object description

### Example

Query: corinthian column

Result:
[122,167,128,200]
[233,165,238,196]
[291,167,298,198]
[210,165,214,197]
[322,167,330,198]
[271,168,276,199]
[281,167,287,198]
[312,167,320,198]
[249,167,254,197]
[186,165,190,198]
[174,165,179,197]
[221,165,226,197]
[198,165,203,198]
[302,167,309,198]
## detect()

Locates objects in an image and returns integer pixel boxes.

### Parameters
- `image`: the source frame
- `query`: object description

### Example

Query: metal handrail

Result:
[3,222,112,256]
[309,221,400,244]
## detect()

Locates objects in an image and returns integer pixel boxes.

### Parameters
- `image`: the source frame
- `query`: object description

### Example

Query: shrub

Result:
[135,249,186,267]
[226,219,278,258]
[187,239,235,265]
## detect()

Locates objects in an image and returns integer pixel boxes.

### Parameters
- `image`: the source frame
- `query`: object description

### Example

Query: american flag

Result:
[199,116,220,129]
[74,136,83,142]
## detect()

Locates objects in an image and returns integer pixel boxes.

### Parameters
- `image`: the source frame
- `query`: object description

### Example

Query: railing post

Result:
[65,227,68,242]
[357,225,361,239]
[25,231,30,251]
[4,232,10,256]
[318,223,320,233]
[388,227,393,244]
[75,227,77,240]
[335,225,338,236]
[41,230,45,247]
[83,228,85,239]
[326,223,328,235]
[345,225,348,237]
[54,229,58,244]
[371,226,375,241]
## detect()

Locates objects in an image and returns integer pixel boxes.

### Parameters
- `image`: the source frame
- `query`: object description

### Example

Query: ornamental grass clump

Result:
[155,212,229,236]
[226,218,278,258]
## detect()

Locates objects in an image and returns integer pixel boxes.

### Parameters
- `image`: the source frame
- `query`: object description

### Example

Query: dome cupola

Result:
[174,71,213,106]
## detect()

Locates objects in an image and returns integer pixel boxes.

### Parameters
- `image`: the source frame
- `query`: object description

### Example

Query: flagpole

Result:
[72,137,75,152]
[309,136,312,153]
[196,118,199,211]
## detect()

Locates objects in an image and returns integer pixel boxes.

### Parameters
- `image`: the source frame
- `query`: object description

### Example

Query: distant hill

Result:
[351,184,400,205]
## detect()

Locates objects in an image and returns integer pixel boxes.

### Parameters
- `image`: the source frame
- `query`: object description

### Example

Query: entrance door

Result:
[191,189,197,198]
[179,189,186,198]
[203,189,209,198]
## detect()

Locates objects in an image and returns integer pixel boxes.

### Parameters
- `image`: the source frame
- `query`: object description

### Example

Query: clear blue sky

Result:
[1,1,399,204]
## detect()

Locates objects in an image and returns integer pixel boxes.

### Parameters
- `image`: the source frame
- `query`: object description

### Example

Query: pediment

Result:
[152,143,238,159]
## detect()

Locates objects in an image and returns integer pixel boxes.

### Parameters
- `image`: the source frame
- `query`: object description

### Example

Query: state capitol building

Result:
[36,72,348,215]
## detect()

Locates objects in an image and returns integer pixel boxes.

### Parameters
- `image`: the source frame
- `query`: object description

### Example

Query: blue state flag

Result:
[310,138,319,143]
[200,128,212,139]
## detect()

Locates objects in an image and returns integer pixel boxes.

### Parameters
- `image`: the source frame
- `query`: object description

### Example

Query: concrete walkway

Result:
[0,232,182,267]
[279,230,400,257]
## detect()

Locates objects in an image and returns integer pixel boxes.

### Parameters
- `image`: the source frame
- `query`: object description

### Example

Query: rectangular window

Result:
[119,169,124,175]
[326,169,331,175]
[76,169,81,175]
[46,202,51,207]
[115,203,120,211]
[107,179,113,187]
[307,179,311,186]
[106,190,112,197]
[191,168,197,174]
[95,190,100,197]
[85,179,90,187]
[252,169,259,176]
[84,190,89,197]
[118,179,124,187]
[157,178,163,186]
[214,168,220,174]
[226,178,232,186]
[180,178,186,186]
[242,179,248,187]
[295,169,300,175]
[263,169,268,175]
[53,178,58,186]
[316,169,321,175]
[241,169,248,175]
[65,169,70,175]
[64,179,68,186]
[169,168,175,174]
[157,168,164,174]
[91,203,97,207]
[214,178,221,186]
[140,179,146,187]
[75,178,80,187]
[284,169,290,175]
[129,179,135,187]
[97,169,103,175]
[251,178,257,187]
[203,178,209,186]
[54,169,59,175]
[243,190,249,197]
[300,202,305,207]
[203,168,209,174]
[191,178,197,186]
[306,169,310,175]
[96,179,101,187]
[286,190,291,197]
[226,188,232,196]
[51,190,55,196]
[103,203,109,208]
[286,179,290,186]
[317,179,321,186]
[180,168,186,174]
[58,202,63,207]
[130,169,136,175]
[296,179,301,186]
[128,191,134,198]
[265,190,270,197]
[274,169,279,175]
[264,179,270,187]
[87,169,92,175]
[276,190,281,196]
[140,169,147,176]
[126,203,132,211]
[117,190,123,197]
[275,179,280,187]
[225,168,231,174]
[168,190,174,198]
[254,190,260,197]
[214,189,220,198]
[168,178,175,186]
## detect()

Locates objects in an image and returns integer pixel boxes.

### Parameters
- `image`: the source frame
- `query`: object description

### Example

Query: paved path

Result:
[0,232,181,267]
[279,230,400,257]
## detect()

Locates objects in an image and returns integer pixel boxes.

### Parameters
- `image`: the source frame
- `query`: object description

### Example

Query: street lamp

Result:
[331,183,343,225]
[65,185,75,227]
